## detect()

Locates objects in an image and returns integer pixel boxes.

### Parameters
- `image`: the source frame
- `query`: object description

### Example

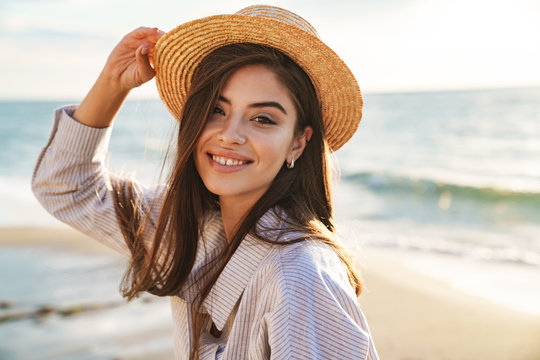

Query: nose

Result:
[217,116,246,145]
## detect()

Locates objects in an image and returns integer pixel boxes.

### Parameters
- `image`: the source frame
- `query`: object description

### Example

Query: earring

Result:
[287,157,295,169]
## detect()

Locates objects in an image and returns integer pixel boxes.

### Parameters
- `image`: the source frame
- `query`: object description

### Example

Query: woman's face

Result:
[194,64,310,208]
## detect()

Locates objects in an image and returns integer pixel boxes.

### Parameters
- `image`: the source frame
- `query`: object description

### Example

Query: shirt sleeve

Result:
[31,105,162,256]
[260,244,379,360]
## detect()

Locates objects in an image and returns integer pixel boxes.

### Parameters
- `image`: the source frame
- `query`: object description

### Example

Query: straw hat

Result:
[154,5,362,151]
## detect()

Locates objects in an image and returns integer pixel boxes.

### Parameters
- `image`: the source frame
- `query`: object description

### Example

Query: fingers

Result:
[130,27,163,65]
[135,44,156,85]
[132,27,164,85]
[131,26,164,43]
[107,27,164,88]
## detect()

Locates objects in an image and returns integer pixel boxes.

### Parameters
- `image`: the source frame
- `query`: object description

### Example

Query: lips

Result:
[207,152,253,169]
[211,155,249,166]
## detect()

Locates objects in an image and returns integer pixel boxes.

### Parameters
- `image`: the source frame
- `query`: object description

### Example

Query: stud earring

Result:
[287,157,295,169]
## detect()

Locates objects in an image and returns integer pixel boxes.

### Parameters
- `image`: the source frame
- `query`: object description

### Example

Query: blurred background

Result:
[1,0,539,359]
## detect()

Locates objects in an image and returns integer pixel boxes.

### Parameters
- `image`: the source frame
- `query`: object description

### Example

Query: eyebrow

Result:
[218,96,288,115]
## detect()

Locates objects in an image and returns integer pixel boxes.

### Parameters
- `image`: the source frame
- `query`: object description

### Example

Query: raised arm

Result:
[74,26,163,128]
[32,27,164,255]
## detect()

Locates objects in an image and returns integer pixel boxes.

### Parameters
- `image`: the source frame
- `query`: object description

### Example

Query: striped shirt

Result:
[32,106,379,360]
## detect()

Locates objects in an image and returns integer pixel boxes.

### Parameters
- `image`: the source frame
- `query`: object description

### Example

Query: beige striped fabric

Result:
[32,106,379,360]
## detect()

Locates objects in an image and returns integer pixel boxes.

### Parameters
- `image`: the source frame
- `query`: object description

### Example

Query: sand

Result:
[2,227,540,360]
[0,226,120,255]
[357,248,540,359]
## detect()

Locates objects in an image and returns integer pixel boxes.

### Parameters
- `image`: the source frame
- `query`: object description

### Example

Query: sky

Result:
[0,0,539,99]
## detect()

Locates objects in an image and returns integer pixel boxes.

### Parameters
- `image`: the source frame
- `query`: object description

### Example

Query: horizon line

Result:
[1,84,539,102]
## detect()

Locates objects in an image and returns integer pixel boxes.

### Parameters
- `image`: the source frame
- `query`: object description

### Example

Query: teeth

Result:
[211,155,247,166]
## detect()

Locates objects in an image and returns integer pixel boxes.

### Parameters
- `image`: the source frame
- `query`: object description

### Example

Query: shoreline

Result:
[356,247,540,359]
[0,226,120,255]
[2,226,540,359]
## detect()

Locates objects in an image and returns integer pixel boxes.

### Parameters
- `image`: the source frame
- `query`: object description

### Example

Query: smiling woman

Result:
[31,5,378,360]
[195,63,313,237]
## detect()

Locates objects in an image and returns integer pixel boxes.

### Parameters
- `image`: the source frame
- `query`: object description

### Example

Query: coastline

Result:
[0,226,120,255]
[1,227,540,359]
[357,247,540,359]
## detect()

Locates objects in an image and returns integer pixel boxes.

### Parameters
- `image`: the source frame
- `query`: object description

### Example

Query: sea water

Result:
[335,87,540,264]
[0,247,173,359]
[1,87,539,357]
[333,87,540,316]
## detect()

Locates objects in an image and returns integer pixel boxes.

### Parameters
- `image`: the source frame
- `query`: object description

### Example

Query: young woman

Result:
[32,5,378,360]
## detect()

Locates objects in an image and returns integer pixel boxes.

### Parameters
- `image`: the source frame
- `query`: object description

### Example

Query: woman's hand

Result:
[73,27,164,128]
[103,27,164,91]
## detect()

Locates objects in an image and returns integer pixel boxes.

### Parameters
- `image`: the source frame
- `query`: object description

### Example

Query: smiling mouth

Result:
[210,154,252,166]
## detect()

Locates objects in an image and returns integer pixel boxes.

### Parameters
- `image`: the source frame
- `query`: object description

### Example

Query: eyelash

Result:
[213,106,225,116]
[253,116,276,125]
[213,106,276,126]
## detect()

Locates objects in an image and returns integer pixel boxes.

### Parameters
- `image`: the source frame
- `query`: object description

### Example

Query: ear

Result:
[288,126,313,162]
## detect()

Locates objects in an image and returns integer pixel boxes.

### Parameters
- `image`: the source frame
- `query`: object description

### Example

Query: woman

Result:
[32,5,378,360]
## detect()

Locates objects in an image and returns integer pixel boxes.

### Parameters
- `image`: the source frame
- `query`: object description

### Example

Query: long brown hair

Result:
[112,43,362,358]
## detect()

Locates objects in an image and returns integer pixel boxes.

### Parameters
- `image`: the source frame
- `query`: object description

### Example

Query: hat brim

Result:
[154,14,362,151]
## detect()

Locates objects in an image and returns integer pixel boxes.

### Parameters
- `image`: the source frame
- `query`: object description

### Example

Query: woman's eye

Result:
[253,116,276,125]
[213,106,225,115]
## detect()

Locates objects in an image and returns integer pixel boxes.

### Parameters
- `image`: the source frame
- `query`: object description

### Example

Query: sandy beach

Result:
[357,248,540,359]
[1,227,540,360]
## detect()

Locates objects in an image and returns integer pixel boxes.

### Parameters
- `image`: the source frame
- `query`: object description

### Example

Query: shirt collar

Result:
[180,211,227,303]
[202,208,284,330]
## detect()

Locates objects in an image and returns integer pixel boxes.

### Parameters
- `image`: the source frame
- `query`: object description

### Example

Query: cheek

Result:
[256,131,293,166]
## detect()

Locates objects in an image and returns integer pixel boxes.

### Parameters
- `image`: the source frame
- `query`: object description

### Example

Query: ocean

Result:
[1,87,539,358]
[335,87,540,266]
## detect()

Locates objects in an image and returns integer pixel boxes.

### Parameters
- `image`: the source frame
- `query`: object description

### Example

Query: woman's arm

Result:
[74,26,163,128]
[32,27,164,255]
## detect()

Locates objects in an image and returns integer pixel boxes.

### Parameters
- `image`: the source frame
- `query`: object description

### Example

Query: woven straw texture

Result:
[154,5,362,151]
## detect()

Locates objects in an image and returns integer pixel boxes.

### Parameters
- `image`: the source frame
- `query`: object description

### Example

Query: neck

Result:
[219,195,259,243]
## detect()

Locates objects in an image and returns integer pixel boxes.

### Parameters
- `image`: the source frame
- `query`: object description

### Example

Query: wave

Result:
[343,171,540,206]
[337,217,540,268]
